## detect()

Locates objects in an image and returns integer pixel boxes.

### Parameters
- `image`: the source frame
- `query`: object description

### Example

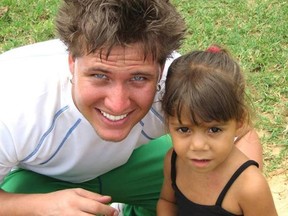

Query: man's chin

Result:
[96,130,130,142]
[101,136,127,142]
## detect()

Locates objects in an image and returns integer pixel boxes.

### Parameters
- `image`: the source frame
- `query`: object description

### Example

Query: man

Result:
[0,0,262,215]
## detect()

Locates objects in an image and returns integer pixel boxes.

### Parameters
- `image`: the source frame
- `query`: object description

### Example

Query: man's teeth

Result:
[101,111,127,121]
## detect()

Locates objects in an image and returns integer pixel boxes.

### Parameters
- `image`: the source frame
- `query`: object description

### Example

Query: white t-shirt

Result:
[0,39,179,183]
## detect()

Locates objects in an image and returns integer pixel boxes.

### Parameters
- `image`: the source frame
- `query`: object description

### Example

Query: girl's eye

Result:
[177,127,190,133]
[209,127,221,133]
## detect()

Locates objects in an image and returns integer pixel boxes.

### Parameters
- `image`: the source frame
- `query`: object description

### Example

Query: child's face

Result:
[168,112,242,173]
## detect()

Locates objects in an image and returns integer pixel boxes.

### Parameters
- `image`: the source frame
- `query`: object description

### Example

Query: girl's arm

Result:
[157,149,177,216]
[239,168,278,216]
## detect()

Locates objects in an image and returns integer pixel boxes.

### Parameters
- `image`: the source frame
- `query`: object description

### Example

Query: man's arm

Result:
[0,188,118,215]
[235,127,263,170]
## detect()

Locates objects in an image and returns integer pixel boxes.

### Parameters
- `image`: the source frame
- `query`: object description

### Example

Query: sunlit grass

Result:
[0,0,59,52]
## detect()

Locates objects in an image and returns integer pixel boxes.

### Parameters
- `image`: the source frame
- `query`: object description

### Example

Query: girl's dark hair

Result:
[162,46,250,125]
[55,0,186,65]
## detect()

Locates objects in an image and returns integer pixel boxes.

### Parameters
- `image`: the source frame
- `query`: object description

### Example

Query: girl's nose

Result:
[189,133,208,151]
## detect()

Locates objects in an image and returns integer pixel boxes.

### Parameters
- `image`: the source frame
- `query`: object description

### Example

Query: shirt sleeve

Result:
[159,51,181,91]
[0,120,18,184]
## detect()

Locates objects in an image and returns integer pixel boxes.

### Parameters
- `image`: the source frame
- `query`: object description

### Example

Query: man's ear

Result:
[68,54,76,76]
[158,64,165,81]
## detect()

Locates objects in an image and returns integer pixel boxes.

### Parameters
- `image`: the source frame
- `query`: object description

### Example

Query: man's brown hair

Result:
[55,0,186,65]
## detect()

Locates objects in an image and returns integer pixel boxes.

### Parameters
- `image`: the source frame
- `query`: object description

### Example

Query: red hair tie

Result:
[207,45,221,53]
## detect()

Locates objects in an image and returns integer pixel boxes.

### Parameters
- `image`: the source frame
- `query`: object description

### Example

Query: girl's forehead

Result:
[170,108,201,124]
[169,113,232,128]
[171,105,229,126]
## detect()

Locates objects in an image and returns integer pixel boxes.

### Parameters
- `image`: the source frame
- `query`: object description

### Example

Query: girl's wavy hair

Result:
[162,45,252,126]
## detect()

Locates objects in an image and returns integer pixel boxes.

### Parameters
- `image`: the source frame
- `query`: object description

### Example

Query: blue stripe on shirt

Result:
[20,105,69,162]
[40,119,81,165]
[140,106,164,140]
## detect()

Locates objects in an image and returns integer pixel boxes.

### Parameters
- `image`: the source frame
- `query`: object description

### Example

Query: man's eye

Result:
[131,76,145,81]
[94,74,107,79]
[177,127,190,133]
[209,127,221,133]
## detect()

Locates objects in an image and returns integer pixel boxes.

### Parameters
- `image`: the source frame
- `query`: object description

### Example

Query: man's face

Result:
[69,44,162,142]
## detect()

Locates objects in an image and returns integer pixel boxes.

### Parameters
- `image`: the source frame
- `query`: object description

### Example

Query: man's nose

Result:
[104,83,131,113]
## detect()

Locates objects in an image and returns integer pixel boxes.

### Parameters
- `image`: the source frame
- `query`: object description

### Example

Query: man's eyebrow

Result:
[86,67,110,73]
[131,70,155,75]
[85,66,158,77]
[130,71,158,79]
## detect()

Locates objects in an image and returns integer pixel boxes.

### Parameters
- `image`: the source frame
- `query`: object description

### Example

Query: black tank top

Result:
[171,151,259,216]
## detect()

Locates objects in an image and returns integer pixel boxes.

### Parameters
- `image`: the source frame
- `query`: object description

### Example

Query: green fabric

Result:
[123,205,156,216]
[1,134,172,216]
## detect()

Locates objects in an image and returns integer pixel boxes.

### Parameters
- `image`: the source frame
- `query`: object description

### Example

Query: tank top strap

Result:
[171,150,177,183]
[216,160,259,206]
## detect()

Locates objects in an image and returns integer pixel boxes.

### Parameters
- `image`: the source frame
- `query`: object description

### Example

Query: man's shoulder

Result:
[0,39,71,104]
[0,39,67,60]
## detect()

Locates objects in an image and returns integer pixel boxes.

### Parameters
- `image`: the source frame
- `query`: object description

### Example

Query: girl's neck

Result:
[176,147,248,204]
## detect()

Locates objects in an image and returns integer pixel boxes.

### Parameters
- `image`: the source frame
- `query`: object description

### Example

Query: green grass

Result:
[0,0,59,52]
[0,0,287,175]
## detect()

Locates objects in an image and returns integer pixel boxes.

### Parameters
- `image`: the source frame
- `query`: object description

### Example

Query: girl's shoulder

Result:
[164,148,174,169]
[234,162,277,215]
[236,161,266,195]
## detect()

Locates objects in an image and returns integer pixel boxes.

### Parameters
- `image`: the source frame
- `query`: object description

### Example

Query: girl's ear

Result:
[236,120,244,130]
[235,119,250,141]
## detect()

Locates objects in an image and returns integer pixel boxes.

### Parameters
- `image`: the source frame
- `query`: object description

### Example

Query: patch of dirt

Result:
[267,170,288,216]
[0,6,8,18]
[262,140,287,215]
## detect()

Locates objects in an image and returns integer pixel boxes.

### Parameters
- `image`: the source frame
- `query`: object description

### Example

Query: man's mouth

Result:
[100,110,128,121]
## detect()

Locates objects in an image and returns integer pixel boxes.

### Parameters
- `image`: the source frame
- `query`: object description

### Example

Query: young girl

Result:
[157,46,278,216]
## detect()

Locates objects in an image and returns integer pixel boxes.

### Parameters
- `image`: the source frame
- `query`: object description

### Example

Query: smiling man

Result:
[0,1,185,215]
